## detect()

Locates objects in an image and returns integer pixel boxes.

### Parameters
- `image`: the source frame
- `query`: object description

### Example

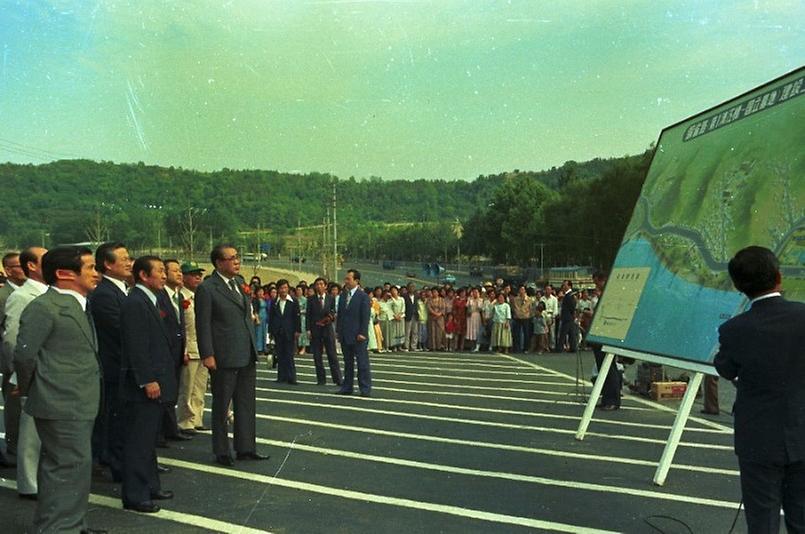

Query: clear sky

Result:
[1,0,803,180]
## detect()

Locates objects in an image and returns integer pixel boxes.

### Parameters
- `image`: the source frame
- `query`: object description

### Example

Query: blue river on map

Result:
[588,238,746,364]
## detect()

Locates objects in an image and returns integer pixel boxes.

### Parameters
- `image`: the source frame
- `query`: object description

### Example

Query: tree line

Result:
[0,148,652,270]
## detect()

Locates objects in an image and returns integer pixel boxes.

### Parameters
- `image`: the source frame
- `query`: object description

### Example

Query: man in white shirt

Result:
[3,246,47,499]
[539,285,558,351]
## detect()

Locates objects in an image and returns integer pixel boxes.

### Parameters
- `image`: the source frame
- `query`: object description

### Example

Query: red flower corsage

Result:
[159,309,167,318]
[242,284,251,295]
[181,299,192,310]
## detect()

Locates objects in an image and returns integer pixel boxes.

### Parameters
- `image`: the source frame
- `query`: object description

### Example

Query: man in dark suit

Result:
[14,246,105,533]
[89,241,132,481]
[157,259,191,445]
[403,282,419,351]
[119,256,176,513]
[556,280,578,353]
[0,251,25,463]
[306,277,341,386]
[714,246,805,533]
[195,244,267,466]
[336,269,371,397]
[269,279,301,384]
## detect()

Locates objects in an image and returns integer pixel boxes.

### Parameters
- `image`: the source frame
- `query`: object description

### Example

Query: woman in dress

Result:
[379,289,393,352]
[252,286,269,355]
[417,288,430,351]
[295,285,309,355]
[481,288,497,352]
[388,285,406,351]
[427,287,446,351]
[466,287,484,352]
[370,287,385,353]
[452,287,468,352]
[491,293,512,353]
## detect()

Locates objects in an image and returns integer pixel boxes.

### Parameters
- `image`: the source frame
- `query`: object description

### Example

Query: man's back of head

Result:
[727,246,781,299]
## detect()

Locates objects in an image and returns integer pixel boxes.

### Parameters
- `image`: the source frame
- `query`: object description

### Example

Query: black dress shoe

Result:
[335,389,352,395]
[167,433,192,441]
[360,391,371,398]
[215,455,234,467]
[194,425,211,431]
[179,428,197,436]
[18,493,37,501]
[80,528,108,534]
[287,380,299,385]
[157,464,171,474]
[317,380,326,386]
[123,501,160,513]
[597,404,619,411]
[236,452,269,461]
[150,489,174,500]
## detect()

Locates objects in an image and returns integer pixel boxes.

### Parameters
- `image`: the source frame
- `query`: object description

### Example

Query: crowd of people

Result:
[247,276,603,357]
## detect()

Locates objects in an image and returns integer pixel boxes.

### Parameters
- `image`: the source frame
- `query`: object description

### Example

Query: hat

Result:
[180,261,205,274]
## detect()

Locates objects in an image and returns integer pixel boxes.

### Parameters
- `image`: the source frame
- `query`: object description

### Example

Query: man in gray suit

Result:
[3,246,47,499]
[14,246,104,533]
[0,251,25,465]
[195,244,268,466]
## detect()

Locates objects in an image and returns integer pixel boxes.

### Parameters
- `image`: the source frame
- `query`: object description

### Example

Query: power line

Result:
[0,136,82,159]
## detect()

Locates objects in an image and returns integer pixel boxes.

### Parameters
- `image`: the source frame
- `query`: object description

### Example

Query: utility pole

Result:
[332,179,338,282]
[539,242,545,282]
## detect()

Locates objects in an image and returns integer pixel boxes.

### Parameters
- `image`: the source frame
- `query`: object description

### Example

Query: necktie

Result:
[345,290,352,308]
[229,279,239,293]
[84,300,98,350]
[174,289,182,320]
[320,295,325,308]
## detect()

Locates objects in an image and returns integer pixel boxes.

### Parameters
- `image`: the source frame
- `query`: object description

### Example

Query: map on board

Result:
[588,66,805,368]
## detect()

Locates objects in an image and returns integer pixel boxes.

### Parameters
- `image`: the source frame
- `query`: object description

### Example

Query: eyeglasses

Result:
[222,255,240,262]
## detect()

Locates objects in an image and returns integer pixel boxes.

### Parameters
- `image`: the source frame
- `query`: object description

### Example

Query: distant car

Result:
[242,252,268,262]
[440,274,456,284]
[468,265,483,277]
[382,260,397,270]
[405,272,416,278]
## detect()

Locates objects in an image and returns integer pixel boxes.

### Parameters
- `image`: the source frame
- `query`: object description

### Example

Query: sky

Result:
[0,0,803,180]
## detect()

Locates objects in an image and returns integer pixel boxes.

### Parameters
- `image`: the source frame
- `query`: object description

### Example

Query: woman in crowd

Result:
[252,286,269,355]
[417,289,429,351]
[427,286,446,351]
[452,287,467,351]
[466,287,484,352]
[295,285,309,355]
[370,287,385,353]
[388,285,406,351]
[379,289,393,352]
[491,292,512,353]
[249,275,262,295]
[482,288,497,352]
[533,301,549,354]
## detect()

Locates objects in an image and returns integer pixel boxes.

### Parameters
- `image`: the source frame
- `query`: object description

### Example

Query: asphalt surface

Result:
[0,350,745,533]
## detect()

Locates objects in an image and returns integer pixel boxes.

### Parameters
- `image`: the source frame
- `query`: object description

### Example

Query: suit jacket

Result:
[2,279,48,374]
[120,287,178,404]
[13,288,101,421]
[269,297,301,342]
[194,272,257,368]
[307,293,336,337]
[158,288,186,366]
[179,287,200,359]
[404,294,419,322]
[89,277,127,382]
[714,296,805,464]
[0,282,17,373]
[336,287,370,345]
[560,291,576,322]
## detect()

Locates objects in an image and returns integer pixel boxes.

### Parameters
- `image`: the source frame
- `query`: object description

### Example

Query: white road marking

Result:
[499,353,735,433]
[251,386,729,435]
[0,478,270,534]
[231,394,732,450]
[322,359,557,377]
[369,353,536,369]
[158,458,619,534]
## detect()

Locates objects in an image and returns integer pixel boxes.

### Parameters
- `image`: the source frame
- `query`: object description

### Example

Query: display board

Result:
[587,67,805,368]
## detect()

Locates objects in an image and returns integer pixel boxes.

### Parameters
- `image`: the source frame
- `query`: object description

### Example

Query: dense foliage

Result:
[0,149,652,270]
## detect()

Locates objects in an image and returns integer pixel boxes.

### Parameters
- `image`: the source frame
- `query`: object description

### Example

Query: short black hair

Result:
[276,278,290,290]
[42,246,93,285]
[2,252,19,269]
[95,241,126,274]
[347,269,361,281]
[164,258,180,269]
[728,246,780,298]
[133,255,162,284]
[314,277,327,285]
[210,243,237,266]
[19,247,40,278]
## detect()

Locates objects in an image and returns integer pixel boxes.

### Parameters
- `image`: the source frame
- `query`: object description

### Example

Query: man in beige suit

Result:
[177,262,209,435]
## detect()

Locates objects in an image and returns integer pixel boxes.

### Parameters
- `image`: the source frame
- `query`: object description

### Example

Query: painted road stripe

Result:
[257,368,575,386]
[241,394,733,450]
[0,479,270,534]
[208,436,742,511]
[251,386,729,435]
[298,360,556,377]
[499,353,735,434]
[157,458,618,534]
[369,353,535,369]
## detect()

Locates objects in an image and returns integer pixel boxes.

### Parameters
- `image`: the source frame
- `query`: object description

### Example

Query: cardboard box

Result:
[650,381,687,401]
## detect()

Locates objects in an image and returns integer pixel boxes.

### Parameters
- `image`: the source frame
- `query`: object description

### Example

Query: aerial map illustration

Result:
[588,67,804,367]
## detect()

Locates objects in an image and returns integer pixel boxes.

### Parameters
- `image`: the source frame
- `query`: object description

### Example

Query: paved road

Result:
[0,350,745,533]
